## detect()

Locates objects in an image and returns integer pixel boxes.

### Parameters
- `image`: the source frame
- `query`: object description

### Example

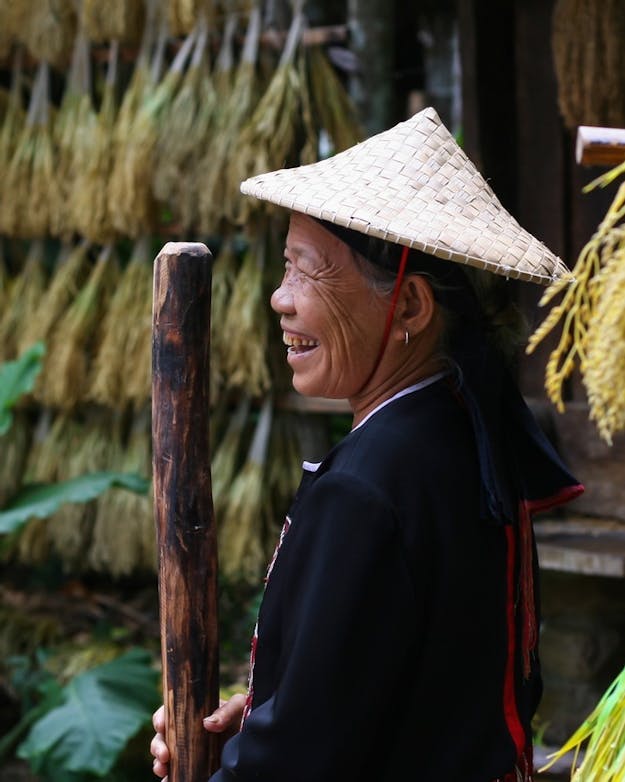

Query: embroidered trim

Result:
[240,516,292,727]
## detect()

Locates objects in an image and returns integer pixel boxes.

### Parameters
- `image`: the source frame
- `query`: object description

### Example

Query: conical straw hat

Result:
[240,106,571,285]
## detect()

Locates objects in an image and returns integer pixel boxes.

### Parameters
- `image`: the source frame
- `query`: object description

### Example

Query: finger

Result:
[150,733,170,764]
[152,757,169,779]
[152,704,166,733]
[203,694,246,732]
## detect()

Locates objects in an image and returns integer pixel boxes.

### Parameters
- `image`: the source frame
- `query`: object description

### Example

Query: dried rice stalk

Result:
[199,4,263,230]
[582,245,625,444]
[152,14,217,231]
[526,171,625,417]
[167,0,214,36]
[222,233,271,396]
[211,394,251,518]
[19,0,77,70]
[307,44,363,154]
[0,240,47,363]
[219,396,273,583]
[83,0,145,44]
[90,408,155,576]
[210,236,240,400]
[40,245,120,410]
[0,47,25,199]
[108,23,197,237]
[0,411,32,507]
[45,410,120,570]
[1,61,61,239]
[228,2,305,225]
[69,40,119,244]
[19,240,91,364]
[539,663,625,781]
[88,236,153,409]
[267,409,302,518]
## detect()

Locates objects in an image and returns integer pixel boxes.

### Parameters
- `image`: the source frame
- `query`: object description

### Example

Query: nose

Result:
[270,279,294,315]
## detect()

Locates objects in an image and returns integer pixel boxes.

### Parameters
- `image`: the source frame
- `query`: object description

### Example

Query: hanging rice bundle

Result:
[307,44,364,154]
[267,409,303,518]
[0,0,25,58]
[219,396,273,583]
[210,236,240,400]
[526,170,625,419]
[199,4,264,230]
[0,411,32,508]
[152,14,217,231]
[44,410,121,570]
[0,48,26,200]
[228,1,305,226]
[17,411,82,564]
[89,408,155,576]
[0,240,47,363]
[222,232,271,396]
[52,29,98,239]
[552,0,625,130]
[539,663,625,781]
[1,61,60,239]
[69,40,119,244]
[19,240,91,363]
[297,47,318,166]
[83,0,145,44]
[166,0,215,37]
[211,394,251,518]
[18,0,77,70]
[88,236,153,409]
[108,24,197,238]
[40,245,120,410]
[582,245,625,445]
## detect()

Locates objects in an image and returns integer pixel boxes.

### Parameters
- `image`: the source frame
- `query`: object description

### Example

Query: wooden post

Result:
[152,242,220,781]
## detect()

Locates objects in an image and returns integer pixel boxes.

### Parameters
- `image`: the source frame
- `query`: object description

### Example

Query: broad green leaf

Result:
[18,648,160,776]
[0,342,46,435]
[0,472,150,535]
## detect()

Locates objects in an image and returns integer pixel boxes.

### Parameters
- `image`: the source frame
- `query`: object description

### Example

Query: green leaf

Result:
[0,341,46,435]
[17,648,160,776]
[0,472,150,535]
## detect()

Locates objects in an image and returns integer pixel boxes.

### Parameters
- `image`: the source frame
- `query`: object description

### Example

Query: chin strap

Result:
[359,245,410,391]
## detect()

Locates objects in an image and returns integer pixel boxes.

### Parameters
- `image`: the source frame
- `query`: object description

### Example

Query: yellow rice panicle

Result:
[83,0,145,45]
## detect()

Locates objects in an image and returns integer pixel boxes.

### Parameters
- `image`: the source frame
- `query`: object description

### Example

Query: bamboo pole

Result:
[152,241,220,781]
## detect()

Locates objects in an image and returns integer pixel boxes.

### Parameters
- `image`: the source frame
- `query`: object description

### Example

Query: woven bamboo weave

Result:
[240,107,571,285]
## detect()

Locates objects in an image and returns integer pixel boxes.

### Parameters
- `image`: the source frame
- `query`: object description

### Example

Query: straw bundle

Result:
[1,61,60,239]
[40,245,120,410]
[83,0,145,44]
[0,411,32,508]
[106,3,161,238]
[527,171,625,424]
[19,0,77,70]
[18,240,91,367]
[166,0,214,37]
[196,11,241,234]
[210,236,240,400]
[552,0,625,129]
[89,408,155,576]
[0,0,25,58]
[222,233,271,396]
[44,410,120,570]
[211,394,251,518]
[0,240,47,363]
[297,48,318,166]
[88,236,153,410]
[218,396,273,583]
[582,245,625,444]
[198,4,263,230]
[307,44,363,154]
[228,2,305,225]
[0,48,25,203]
[69,40,119,244]
[267,409,302,517]
[152,15,217,232]
[52,30,97,239]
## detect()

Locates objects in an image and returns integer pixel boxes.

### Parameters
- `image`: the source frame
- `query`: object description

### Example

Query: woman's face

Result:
[270,214,388,399]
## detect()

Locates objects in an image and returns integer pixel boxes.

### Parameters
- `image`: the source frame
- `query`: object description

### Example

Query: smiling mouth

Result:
[283,333,319,354]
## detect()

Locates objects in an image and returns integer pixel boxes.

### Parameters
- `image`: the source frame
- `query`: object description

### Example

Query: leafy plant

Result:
[0,340,45,435]
[7,648,159,780]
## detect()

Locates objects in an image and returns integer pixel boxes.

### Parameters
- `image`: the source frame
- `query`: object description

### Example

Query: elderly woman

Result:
[151,107,583,781]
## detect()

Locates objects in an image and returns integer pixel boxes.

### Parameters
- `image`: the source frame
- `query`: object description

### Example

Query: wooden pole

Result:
[152,241,220,781]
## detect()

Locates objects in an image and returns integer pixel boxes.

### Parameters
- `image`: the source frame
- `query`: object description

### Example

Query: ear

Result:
[393,275,438,342]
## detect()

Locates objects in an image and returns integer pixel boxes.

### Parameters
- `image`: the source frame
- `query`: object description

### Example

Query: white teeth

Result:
[283,333,319,348]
